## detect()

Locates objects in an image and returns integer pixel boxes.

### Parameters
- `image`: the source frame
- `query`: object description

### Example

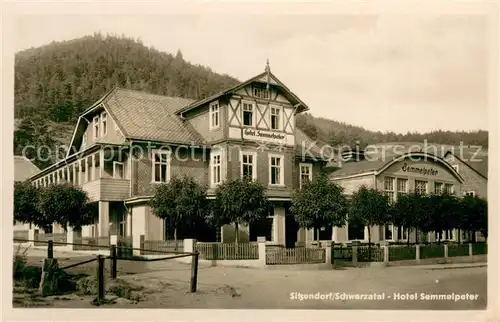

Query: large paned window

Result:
[152,150,171,183]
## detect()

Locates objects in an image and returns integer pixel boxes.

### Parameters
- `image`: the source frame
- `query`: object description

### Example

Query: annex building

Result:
[28,64,326,248]
[328,149,474,244]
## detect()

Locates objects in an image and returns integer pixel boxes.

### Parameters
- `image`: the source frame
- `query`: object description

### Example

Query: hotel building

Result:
[28,64,326,247]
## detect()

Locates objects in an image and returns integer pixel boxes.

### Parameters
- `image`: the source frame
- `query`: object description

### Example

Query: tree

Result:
[290,173,348,246]
[14,181,42,229]
[150,175,208,249]
[349,186,390,247]
[210,178,269,244]
[423,192,461,244]
[37,183,95,231]
[458,195,488,242]
[391,192,432,245]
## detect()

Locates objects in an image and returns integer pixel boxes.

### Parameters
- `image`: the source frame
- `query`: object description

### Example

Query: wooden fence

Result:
[195,242,259,260]
[141,239,184,255]
[266,247,326,265]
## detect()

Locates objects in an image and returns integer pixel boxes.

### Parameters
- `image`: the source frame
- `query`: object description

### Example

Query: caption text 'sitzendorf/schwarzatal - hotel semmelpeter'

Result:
[19,63,488,247]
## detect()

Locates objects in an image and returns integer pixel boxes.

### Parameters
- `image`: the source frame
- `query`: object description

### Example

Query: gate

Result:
[331,245,353,265]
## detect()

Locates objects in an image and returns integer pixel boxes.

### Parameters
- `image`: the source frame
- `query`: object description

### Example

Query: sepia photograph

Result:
[3,1,498,321]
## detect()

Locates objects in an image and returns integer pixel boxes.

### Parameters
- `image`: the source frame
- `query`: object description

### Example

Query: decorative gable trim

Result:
[176,71,309,116]
[65,101,127,157]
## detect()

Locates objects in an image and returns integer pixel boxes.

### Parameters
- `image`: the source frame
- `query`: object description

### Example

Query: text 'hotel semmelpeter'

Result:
[26,63,487,247]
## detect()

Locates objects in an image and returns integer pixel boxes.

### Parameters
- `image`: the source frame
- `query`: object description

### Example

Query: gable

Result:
[177,70,309,116]
[66,103,126,156]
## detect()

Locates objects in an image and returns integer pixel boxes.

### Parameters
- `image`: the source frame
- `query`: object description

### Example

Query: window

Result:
[396,178,408,197]
[113,162,125,179]
[465,191,476,197]
[81,159,87,184]
[152,150,171,183]
[209,101,220,130]
[383,177,395,201]
[444,183,454,195]
[442,229,454,241]
[269,154,284,185]
[415,180,428,194]
[399,226,408,241]
[63,168,68,183]
[242,102,254,127]
[299,163,312,188]
[101,112,107,136]
[434,182,444,194]
[452,164,459,173]
[86,158,92,182]
[211,152,222,185]
[240,151,256,180]
[270,106,281,130]
[93,116,100,139]
[69,166,74,184]
[81,133,87,149]
[253,85,270,99]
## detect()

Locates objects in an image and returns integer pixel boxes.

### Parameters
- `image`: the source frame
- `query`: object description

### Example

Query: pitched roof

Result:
[176,71,309,115]
[444,151,488,179]
[103,88,204,145]
[295,128,326,160]
[14,156,41,182]
[328,159,386,177]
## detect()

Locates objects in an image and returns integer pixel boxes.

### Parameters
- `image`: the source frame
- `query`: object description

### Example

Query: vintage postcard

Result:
[2,1,498,321]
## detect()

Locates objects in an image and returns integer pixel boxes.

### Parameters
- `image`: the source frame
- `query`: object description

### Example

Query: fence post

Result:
[97,255,105,302]
[133,234,143,256]
[190,252,199,293]
[352,241,359,266]
[468,243,473,257]
[444,244,448,261]
[416,245,420,263]
[257,236,266,267]
[110,245,117,279]
[47,240,53,259]
[380,241,389,265]
[324,240,332,266]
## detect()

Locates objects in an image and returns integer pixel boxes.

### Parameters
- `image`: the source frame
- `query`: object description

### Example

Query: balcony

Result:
[82,178,130,201]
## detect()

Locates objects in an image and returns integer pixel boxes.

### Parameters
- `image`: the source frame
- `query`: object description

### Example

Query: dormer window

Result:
[101,112,107,136]
[209,101,220,130]
[253,84,270,99]
[242,101,254,127]
[93,115,100,139]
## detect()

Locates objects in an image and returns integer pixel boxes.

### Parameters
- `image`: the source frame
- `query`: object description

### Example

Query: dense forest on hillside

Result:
[14,34,488,170]
[296,113,488,149]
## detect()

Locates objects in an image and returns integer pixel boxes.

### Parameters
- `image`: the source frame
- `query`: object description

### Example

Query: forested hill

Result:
[15,33,240,122]
[14,34,488,170]
[296,113,488,149]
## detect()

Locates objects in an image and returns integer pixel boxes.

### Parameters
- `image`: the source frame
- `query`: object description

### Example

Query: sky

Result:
[14,13,489,134]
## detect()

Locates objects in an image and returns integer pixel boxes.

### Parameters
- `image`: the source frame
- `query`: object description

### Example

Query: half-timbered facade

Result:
[28,63,326,247]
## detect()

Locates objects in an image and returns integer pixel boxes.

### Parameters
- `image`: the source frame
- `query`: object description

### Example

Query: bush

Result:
[19,266,42,288]
[12,245,41,288]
